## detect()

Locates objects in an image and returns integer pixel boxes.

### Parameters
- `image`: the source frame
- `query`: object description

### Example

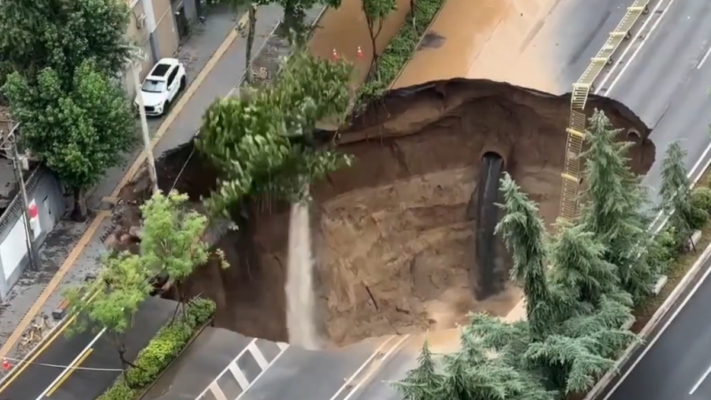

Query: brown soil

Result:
[110,78,655,347]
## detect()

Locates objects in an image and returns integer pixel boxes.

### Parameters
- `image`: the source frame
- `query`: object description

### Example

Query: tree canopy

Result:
[65,252,151,369]
[140,191,226,306]
[197,50,354,216]
[0,0,129,86]
[4,59,135,219]
[1,0,134,220]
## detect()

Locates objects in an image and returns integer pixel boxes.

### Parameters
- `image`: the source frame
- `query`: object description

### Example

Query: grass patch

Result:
[96,298,215,400]
[356,0,445,104]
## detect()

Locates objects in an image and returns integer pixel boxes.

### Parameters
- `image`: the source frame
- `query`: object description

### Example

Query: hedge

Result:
[356,0,445,104]
[96,298,216,400]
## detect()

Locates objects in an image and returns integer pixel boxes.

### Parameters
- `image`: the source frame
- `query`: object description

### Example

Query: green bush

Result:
[97,298,216,400]
[356,0,445,104]
[688,206,709,231]
[692,186,711,212]
[648,228,680,274]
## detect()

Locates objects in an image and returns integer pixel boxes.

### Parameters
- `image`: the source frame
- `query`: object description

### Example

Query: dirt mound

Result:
[110,78,654,347]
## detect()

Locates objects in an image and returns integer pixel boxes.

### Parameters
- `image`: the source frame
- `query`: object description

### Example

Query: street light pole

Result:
[4,123,40,271]
[131,55,159,194]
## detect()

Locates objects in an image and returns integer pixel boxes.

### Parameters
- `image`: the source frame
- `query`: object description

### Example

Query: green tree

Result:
[197,50,353,216]
[65,252,151,374]
[360,0,397,73]
[548,221,620,308]
[277,0,342,44]
[495,173,553,339]
[660,141,701,246]
[0,0,129,87]
[140,191,227,315]
[394,341,446,400]
[580,110,655,300]
[4,60,135,220]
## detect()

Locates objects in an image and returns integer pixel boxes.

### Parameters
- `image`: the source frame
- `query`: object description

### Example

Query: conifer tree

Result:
[548,221,621,308]
[580,110,655,300]
[660,141,704,245]
[495,173,554,339]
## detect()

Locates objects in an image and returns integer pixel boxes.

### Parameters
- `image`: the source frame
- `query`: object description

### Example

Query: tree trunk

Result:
[245,4,257,83]
[71,187,89,222]
[283,1,307,44]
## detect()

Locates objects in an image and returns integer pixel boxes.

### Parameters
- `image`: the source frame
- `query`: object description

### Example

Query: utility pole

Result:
[130,52,159,194]
[4,123,40,270]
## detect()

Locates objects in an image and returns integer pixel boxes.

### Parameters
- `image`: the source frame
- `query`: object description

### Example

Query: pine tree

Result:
[495,173,554,339]
[548,220,620,308]
[580,109,655,300]
[394,341,446,400]
[660,141,703,246]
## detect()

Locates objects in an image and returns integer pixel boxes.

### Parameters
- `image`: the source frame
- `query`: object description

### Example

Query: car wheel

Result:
[180,76,186,91]
[163,100,170,116]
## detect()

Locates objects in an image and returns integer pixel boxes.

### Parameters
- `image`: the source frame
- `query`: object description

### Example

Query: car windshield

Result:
[142,79,165,93]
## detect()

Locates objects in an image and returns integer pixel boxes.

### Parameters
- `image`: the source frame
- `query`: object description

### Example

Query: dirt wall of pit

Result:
[114,78,654,347]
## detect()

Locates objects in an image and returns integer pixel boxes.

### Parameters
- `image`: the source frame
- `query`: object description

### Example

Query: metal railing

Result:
[559,0,650,220]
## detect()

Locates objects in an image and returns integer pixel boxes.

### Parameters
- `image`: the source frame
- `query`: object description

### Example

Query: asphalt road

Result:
[0,297,173,400]
[593,0,711,399]
[607,0,711,200]
[604,245,711,400]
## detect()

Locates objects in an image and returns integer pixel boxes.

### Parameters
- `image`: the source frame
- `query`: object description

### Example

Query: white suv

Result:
[135,58,187,117]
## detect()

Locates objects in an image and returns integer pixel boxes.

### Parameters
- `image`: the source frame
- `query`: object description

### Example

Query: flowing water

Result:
[285,198,322,349]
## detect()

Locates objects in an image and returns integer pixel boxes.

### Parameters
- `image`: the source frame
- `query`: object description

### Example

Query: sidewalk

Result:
[0,4,247,362]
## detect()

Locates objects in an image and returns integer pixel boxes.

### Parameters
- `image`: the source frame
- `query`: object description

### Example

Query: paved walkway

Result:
[0,4,253,363]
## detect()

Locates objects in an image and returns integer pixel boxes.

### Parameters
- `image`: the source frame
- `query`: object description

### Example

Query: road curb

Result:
[584,241,711,400]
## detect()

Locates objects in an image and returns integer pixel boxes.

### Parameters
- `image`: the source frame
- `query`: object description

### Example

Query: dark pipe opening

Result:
[473,151,506,300]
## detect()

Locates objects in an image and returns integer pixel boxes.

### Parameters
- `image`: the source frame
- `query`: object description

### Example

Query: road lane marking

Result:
[0,211,110,362]
[598,0,674,96]
[690,362,711,394]
[341,335,410,400]
[698,44,711,69]
[327,336,398,400]
[601,242,711,400]
[38,327,106,399]
[44,348,93,397]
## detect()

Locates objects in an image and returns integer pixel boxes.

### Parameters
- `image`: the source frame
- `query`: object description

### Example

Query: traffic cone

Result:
[2,358,11,372]
[332,48,339,61]
[356,46,364,58]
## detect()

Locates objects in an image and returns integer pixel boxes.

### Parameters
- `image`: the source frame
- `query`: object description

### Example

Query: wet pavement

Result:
[391,0,634,95]
[308,0,413,85]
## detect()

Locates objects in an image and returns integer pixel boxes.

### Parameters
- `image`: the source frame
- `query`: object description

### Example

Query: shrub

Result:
[688,206,709,231]
[356,0,445,104]
[97,298,216,400]
[692,186,711,212]
[648,228,680,274]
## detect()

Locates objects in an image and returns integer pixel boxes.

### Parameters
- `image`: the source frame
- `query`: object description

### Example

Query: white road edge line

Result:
[690,362,711,394]
[595,0,672,96]
[341,335,411,400]
[697,43,711,69]
[36,327,106,399]
[602,242,711,400]
[582,0,711,397]
[327,335,398,400]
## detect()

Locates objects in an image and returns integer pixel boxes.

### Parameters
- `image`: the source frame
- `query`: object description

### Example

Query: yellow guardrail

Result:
[559,0,650,221]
